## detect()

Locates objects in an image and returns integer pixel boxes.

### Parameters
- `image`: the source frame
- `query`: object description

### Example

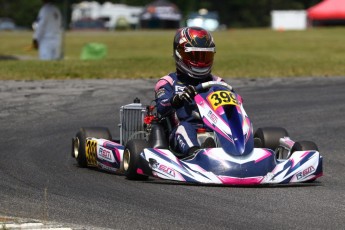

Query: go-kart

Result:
[71,81,323,185]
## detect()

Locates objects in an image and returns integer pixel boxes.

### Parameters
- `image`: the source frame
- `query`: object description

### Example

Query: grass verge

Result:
[0,28,344,80]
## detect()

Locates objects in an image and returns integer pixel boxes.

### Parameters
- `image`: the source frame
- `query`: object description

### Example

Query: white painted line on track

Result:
[1,221,73,229]
[0,217,74,230]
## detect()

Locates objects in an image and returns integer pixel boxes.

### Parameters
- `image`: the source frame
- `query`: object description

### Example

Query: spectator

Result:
[33,0,63,60]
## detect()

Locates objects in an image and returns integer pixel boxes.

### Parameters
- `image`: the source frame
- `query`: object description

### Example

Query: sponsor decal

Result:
[156,88,165,98]
[175,85,185,92]
[176,135,186,149]
[97,162,117,172]
[151,161,176,178]
[97,147,115,163]
[296,166,315,180]
[158,164,176,178]
[207,110,218,124]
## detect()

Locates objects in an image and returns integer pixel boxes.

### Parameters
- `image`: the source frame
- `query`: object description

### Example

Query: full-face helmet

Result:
[173,27,216,79]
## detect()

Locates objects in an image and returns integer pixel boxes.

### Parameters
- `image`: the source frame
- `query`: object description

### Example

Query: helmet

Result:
[173,27,216,79]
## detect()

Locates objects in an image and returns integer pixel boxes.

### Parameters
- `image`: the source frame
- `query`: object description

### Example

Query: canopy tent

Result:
[308,0,345,25]
[139,0,182,29]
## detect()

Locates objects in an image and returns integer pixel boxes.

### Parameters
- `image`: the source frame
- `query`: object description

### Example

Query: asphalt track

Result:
[0,77,344,229]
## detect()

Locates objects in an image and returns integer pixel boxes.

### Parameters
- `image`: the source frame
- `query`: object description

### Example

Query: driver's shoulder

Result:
[155,73,177,91]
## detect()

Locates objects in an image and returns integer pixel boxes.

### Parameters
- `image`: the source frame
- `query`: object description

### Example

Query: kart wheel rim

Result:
[123,149,130,171]
[73,137,80,158]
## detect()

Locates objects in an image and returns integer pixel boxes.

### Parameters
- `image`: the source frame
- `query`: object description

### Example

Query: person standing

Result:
[33,0,63,60]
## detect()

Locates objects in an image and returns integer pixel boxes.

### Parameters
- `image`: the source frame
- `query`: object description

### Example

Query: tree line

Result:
[0,0,322,29]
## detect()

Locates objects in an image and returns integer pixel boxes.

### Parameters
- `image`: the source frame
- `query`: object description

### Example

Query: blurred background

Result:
[1,0,345,79]
[3,0,343,32]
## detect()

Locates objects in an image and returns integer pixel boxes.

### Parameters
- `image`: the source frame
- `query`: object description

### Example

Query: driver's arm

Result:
[155,78,175,116]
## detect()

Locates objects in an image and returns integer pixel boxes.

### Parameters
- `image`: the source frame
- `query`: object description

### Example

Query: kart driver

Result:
[155,26,226,159]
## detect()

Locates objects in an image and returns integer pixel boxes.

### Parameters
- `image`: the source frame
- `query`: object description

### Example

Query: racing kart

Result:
[71,81,323,185]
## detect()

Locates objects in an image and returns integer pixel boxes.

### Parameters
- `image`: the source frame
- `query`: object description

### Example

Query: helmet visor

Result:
[181,47,215,68]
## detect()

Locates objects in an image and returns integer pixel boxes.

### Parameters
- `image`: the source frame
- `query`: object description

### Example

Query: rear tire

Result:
[73,127,112,167]
[123,139,150,180]
[254,127,289,150]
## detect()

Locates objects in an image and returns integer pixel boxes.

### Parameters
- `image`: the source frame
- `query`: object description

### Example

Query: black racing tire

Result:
[73,127,112,168]
[123,139,150,180]
[290,141,319,154]
[254,127,289,150]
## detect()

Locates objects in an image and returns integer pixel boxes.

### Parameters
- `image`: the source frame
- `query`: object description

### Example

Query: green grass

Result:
[0,28,345,80]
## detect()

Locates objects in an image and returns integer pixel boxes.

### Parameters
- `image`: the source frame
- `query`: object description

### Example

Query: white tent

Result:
[71,1,143,29]
[271,10,307,30]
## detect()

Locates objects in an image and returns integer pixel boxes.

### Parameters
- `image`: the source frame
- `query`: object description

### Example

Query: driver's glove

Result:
[171,85,196,108]
[181,85,196,103]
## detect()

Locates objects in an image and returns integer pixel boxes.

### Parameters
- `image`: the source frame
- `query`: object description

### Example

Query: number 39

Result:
[211,91,237,106]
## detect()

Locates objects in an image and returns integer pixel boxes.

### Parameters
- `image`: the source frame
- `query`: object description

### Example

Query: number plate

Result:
[86,139,98,166]
[207,91,238,110]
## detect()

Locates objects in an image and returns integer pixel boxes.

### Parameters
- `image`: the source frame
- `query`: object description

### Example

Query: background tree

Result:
[0,0,322,29]
[0,0,41,28]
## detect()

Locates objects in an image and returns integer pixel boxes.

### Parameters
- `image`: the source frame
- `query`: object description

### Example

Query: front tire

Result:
[290,141,319,154]
[123,139,150,180]
[254,127,289,150]
[73,127,112,167]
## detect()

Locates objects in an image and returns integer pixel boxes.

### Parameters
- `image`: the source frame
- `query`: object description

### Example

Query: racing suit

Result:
[155,72,223,156]
[33,2,63,60]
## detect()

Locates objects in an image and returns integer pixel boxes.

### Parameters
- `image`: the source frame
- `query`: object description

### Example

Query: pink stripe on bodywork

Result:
[195,94,205,105]
[153,149,183,167]
[300,151,311,158]
[218,176,264,185]
[103,141,122,163]
[215,104,225,114]
[195,95,233,142]
[290,151,312,168]
[103,140,122,146]
[202,117,233,142]
[172,171,186,182]
[187,161,208,173]
[255,149,272,163]
[154,148,170,157]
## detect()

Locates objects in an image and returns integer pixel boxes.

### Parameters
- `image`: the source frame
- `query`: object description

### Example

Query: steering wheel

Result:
[195,81,233,92]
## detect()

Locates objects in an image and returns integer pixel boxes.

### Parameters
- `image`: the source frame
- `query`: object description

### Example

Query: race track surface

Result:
[0,77,344,229]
